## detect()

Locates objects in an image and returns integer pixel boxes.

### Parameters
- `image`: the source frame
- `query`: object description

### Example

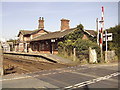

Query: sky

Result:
[0,2,118,40]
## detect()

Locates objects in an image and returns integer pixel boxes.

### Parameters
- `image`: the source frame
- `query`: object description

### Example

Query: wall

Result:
[105,50,117,62]
[29,40,58,54]
[19,43,24,52]
[15,45,19,52]
[89,47,97,63]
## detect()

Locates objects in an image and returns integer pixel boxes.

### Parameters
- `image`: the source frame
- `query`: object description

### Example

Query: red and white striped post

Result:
[99,6,104,62]
[100,6,104,49]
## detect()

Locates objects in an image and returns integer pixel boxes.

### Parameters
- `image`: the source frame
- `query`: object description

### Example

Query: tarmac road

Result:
[2,62,119,89]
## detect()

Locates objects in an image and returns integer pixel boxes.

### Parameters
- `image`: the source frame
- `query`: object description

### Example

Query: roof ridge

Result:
[84,29,96,37]
[20,30,33,31]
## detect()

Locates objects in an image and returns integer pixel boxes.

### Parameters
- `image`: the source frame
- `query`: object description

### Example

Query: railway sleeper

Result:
[4,70,16,75]
[3,64,16,75]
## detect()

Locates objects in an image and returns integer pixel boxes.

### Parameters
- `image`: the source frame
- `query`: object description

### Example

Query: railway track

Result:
[3,55,70,75]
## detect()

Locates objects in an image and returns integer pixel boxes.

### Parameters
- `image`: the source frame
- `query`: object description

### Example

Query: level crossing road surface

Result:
[2,63,119,89]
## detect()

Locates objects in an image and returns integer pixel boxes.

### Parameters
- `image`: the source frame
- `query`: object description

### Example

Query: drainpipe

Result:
[51,39,55,54]
[52,43,54,54]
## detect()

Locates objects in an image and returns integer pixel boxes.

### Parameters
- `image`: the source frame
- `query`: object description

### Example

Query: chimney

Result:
[38,17,44,29]
[60,18,70,30]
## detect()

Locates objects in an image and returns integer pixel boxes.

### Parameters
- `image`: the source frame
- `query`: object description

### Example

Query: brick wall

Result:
[61,19,70,30]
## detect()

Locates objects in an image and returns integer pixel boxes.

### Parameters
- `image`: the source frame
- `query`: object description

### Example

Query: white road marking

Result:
[64,72,119,89]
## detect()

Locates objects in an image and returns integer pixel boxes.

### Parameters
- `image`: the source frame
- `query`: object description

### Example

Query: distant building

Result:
[15,17,96,54]
[7,42,14,51]
[1,41,10,52]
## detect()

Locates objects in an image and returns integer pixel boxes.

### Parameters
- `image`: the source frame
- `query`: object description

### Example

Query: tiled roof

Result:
[31,28,76,41]
[18,27,96,42]
[31,28,97,41]
[84,30,97,37]
[18,29,49,36]
[20,30,33,35]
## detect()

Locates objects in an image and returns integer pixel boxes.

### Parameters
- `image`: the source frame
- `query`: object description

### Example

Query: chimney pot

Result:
[39,17,41,20]
[38,17,44,29]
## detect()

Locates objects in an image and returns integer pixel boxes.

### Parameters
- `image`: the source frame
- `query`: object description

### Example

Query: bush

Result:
[106,25,120,60]
[75,39,101,62]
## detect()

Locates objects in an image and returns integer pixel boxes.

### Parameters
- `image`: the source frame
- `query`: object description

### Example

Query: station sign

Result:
[103,33,112,41]
[51,39,55,42]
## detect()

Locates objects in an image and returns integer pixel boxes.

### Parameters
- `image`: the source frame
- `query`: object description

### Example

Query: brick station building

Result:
[15,17,96,54]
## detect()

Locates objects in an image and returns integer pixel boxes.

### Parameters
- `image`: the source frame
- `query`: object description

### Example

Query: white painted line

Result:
[64,72,120,89]
[74,82,85,87]
[65,85,73,89]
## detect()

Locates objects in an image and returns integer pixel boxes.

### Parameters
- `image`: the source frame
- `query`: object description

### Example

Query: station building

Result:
[15,17,96,54]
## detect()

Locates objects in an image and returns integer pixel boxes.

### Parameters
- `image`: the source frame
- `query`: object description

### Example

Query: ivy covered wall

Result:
[58,24,101,63]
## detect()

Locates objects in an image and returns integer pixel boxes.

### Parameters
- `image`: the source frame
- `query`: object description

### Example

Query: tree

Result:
[75,39,100,62]
[77,24,84,30]
[106,25,120,60]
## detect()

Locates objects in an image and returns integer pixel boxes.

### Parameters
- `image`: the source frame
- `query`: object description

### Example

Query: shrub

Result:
[75,39,101,62]
[106,25,120,60]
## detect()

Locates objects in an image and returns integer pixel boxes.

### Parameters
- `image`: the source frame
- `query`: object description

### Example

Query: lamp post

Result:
[96,18,99,45]
[105,30,108,62]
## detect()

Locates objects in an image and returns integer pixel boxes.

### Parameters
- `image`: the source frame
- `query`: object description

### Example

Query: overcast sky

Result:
[1,2,118,40]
